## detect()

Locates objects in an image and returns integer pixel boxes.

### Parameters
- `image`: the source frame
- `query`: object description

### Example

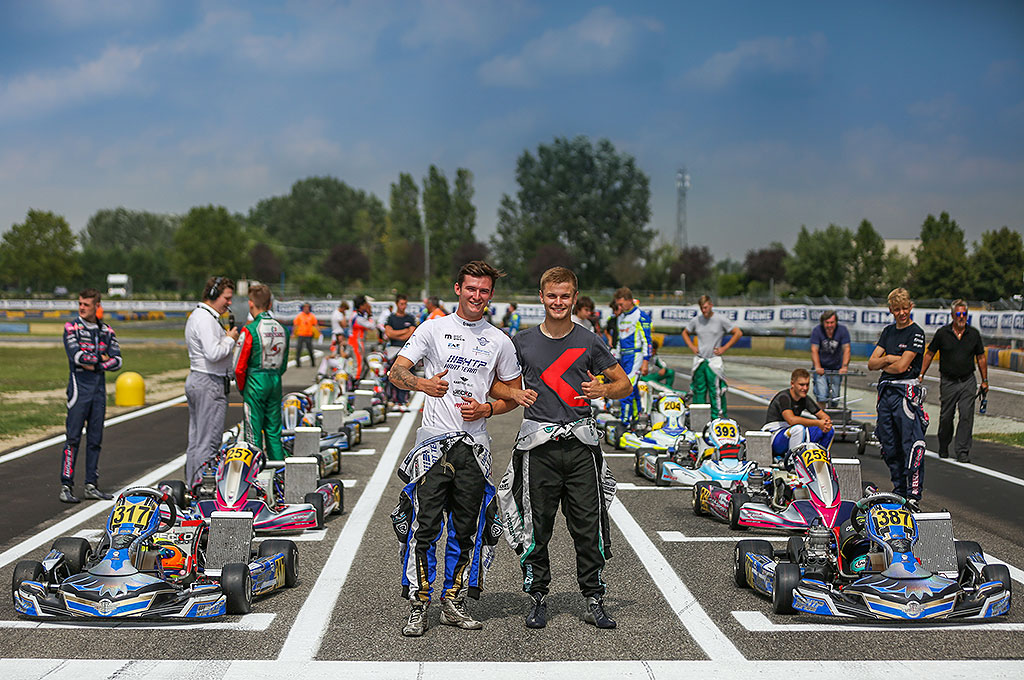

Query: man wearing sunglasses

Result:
[919,300,988,463]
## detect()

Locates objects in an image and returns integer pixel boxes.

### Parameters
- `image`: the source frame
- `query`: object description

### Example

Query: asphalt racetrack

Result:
[2,357,1024,679]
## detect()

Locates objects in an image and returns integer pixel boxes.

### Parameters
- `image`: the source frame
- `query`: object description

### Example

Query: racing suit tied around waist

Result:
[691,355,727,419]
[875,378,929,501]
[391,427,502,603]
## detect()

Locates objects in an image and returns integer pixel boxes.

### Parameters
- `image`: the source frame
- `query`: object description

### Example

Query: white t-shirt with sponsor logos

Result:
[398,312,521,438]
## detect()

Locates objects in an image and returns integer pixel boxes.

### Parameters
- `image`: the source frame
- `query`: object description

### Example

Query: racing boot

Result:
[58,485,81,504]
[525,592,547,629]
[582,596,617,629]
[402,601,428,637]
[83,483,114,501]
[439,596,483,630]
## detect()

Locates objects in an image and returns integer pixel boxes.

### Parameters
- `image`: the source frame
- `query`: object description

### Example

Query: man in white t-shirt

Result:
[389,261,523,638]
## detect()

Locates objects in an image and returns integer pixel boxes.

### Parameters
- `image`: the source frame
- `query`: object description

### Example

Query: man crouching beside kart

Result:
[762,368,834,461]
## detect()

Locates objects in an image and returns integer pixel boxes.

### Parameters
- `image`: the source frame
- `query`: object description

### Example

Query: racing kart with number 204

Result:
[13,487,298,619]
[734,492,1012,620]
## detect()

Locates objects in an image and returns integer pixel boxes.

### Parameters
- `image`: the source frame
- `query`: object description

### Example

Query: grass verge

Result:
[975,432,1024,449]
[0,399,68,437]
[0,346,188,393]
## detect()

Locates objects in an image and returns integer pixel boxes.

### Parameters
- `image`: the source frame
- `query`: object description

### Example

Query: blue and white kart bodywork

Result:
[735,492,1012,620]
[638,417,756,488]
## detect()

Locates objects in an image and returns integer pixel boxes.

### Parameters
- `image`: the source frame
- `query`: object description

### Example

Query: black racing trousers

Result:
[510,439,610,599]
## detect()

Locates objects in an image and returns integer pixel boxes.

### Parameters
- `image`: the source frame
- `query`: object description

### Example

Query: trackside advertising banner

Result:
[3,299,1022,341]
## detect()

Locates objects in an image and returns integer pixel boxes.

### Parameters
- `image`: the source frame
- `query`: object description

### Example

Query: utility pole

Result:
[423,222,430,299]
[675,168,690,252]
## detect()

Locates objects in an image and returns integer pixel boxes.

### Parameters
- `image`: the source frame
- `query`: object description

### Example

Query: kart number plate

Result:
[713,422,738,442]
[662,399,682,412]
[111,500,154,531]
[799,447,830,467]
[226,446,255,466]
[870,507,915,536]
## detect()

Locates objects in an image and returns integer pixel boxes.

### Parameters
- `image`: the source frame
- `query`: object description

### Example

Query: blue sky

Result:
[1,1,1022,262]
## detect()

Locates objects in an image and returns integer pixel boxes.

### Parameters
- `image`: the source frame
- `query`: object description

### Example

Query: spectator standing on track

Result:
[810,310,851,408]
[604,300,619,349]
[388,261,522,638]
[763,368,834,459]
[330,301,349,349]
[613,288,653,428]
[425,296,446,321]
[495,266,631,630]
[376,303,394,350]
[348,294,377,381]
[184,276,240,491]
[291,302,319,367]
[919,299,988,463]
[681,295,742,419]
[640,338,675,389]
[59,288,123,503]
[234,284,289,461]
[867,288,927,510]
[384,294,417,410]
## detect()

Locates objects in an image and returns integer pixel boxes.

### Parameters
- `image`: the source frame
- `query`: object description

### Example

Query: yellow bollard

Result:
[115,371,145,406]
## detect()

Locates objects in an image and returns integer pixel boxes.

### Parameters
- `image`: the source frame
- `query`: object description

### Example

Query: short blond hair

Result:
[539,266,578,294]
[887,288,912,309]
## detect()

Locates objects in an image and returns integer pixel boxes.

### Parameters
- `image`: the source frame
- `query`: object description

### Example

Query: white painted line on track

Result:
[0,613,275,631]
[340,479,357,487]
[659,531,788,543]
[733,610,1024,632]
[5,659,1024,680]
[0,453,186,570]
[616,482,689,490]
[683,372,1024,490]
[609,497,744,661]
[278,391,424,662]
[602,452,635,458]
[364,426,392,432]
[984,553,1024,585]
[255,532,328,542]
[342,448,377,456]
[0,395,188,465]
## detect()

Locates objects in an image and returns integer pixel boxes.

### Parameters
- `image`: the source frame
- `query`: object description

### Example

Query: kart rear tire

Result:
[692,482,709,516]
[160,479,188,508]
[318,478,345,515]
[221,562,253,614]
[304,492,326,529]
[982,564,1012,596]
[734,540,773,588]
[729,492,750,531]
[12,560,45,597]
[856,428,867,456]
[772,562,801,615]
[787,536,804,564]
[654,455,670,487]
[259,539,299,588]
[51,537,93,574]
[609,422,625,450]
[955,540,984,574]
[633,451,643,478]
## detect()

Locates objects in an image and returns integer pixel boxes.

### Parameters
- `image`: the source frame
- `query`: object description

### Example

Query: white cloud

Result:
[0,45,145,121]
[38,0,160,28]
[907,93,965,128]
[682,33,827,90]
[401,0,531,50]
[478,6,662,87]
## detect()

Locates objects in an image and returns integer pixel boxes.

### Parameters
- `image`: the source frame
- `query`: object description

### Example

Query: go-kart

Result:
[280,391,361,475]
[734,492,1012,620]
[13,487,298,618]
[163,442,344,533]
[640,417,755,490]
[702,442,857,531]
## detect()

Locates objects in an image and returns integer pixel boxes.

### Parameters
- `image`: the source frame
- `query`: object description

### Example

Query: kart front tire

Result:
[51,537,93,574]
[692,482,709,516]
[734,539,773,588]
[222,562,253,614]
[655,455,670,487]
[305,492,326,529]
[633,452,643,478]
[729,492,750,530]
[318,479,345,515]
[772,562,801,615]
[856,428,867,456]
[12,560,45,598]
[955,540,983,575]
[259,539,299,588]
[982,564,1012,597]
[610,423,625,451]
[787,536,804,564]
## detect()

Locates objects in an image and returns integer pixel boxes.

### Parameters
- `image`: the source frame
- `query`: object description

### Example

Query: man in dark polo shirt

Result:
[384,293,417,410]
[494,266,631,630]
[919,299,988,463]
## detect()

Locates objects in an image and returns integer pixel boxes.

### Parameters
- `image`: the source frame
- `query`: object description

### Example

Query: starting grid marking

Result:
[659,531,788,543]
[0,614,276,632]
[732,610,1024,632]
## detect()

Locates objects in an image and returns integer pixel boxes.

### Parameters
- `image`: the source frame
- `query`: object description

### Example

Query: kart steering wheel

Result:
[120,486,177,534]
[850,492,907,531]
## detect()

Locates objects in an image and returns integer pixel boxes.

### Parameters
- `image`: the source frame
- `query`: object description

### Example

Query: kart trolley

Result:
[818,369,872,456]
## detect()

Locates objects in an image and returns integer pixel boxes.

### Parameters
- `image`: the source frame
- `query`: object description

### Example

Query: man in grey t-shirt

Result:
[681,295,742,418]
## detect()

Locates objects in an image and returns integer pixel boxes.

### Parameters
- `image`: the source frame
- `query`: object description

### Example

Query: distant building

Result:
[884,239,920,259]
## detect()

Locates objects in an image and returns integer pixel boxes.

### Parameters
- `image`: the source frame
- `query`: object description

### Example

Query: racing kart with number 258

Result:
[13,487,298,618]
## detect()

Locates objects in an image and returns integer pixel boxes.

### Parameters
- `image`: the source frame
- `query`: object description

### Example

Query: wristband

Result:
[486,402,494,418]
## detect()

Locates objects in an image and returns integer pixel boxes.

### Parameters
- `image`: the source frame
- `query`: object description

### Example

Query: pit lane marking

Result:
[278,392,424,661]
[732,610,1024,632]
[616,482,690,490]
[342,448,377,455]
[0,613,276,631]
[363,426,391,432]
[982,553,1024,585]
[659,531,788,543]
[610,497,745,661]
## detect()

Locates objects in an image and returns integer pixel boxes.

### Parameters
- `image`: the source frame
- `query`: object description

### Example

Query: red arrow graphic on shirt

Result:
[541,347,587,406]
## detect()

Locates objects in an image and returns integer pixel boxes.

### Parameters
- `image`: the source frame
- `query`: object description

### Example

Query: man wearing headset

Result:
[184,276,240,490]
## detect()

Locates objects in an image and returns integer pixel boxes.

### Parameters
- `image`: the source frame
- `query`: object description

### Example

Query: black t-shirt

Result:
[876,322,926,382]
[927,324,984,380]
[765,390,821,424]
[385,313,416,347]
[513,324,618,424]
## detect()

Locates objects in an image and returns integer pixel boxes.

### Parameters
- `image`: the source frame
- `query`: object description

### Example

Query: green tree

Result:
[323,243,370,286]
[386,174,424,291]
[172,205,248,295]
[971,227,1024,301]
[848,220,887,298]
[79,208,180,293]
[911,212,972,299]
[744,242,787,286]
[491,136,653,289]
[785,224,855,297]
[0,209,82,291]
[422,165,451,289]
[882,248,914,296]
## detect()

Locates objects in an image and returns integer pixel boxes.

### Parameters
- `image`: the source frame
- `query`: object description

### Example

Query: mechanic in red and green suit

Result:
[234,284,289,460]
